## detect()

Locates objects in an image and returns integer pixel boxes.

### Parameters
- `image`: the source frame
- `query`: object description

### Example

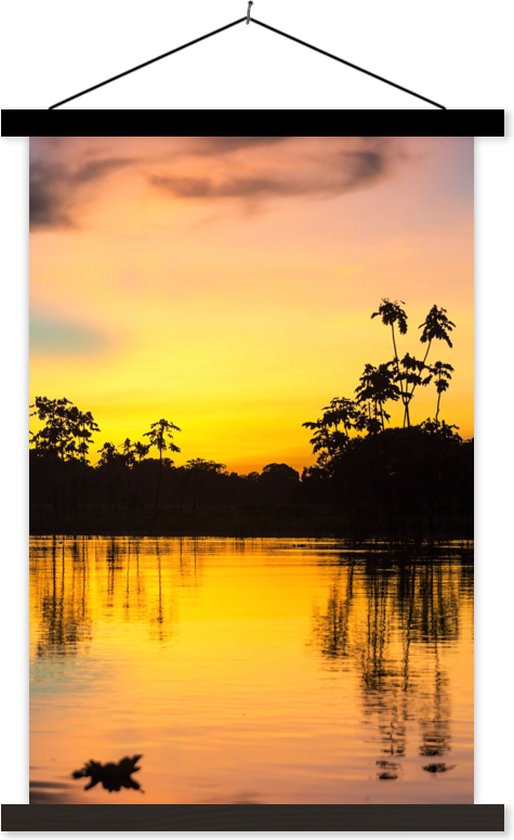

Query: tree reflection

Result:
[311,549,471,781]
[30,537,205,657]
[312,565,354,660]
[33,537,92,657]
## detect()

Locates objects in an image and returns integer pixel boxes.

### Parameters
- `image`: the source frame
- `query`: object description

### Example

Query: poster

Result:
[28,135,474,806]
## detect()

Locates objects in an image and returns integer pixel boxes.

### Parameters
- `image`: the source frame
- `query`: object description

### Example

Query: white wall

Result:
[1,0,513,835]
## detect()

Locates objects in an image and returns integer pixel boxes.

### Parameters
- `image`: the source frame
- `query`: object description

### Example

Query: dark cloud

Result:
[30,161,73,228]
[150,145,392,203]
[30,156,133,229]
[30,138,398,228]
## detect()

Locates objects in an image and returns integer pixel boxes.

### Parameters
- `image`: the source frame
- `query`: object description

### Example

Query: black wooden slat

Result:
[0,109,505,137]
[1,803,505,831]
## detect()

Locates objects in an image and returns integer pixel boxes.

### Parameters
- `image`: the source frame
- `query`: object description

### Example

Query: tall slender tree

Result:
[143,419,181,511]
[143,419,181,463]
[406,305,456,409]
[431,361,454,425]
[371,299,411,425]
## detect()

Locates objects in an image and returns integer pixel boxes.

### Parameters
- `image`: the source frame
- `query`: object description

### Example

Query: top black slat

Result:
[0,109,505,137]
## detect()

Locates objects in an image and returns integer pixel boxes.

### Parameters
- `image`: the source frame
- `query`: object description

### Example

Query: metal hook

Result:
[246,1,253,24]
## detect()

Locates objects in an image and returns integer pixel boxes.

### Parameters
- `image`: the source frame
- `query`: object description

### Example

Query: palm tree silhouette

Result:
[371,299,411,425]
[419,305,456,350]
[143,419,181,464]
[404,305,456,410]
[394,353,433,427]
[431,361,454,425]
[143,419,181,512]
[370,301,456,428]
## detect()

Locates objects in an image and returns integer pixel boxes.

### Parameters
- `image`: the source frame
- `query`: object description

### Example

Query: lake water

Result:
[30,536,473,804]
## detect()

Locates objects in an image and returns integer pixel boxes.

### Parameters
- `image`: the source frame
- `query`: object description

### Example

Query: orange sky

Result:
[30,136,473,472]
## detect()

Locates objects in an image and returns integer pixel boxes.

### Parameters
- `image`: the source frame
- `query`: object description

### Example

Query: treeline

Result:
[30,429,472,538]
[30,299,473,537]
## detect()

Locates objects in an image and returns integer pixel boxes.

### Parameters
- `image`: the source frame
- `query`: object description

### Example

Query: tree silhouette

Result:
[74,410,100,462]
[143,419,182,512]
[302,397,372,469]
[184,458,226,473]
[31,396,100,463]
[133,441,150,463]
[419,418,461,440]
[419,305,456,350]
[143,419,181,464]
[122,438,136,468]
[355,363,400,431]
[98,442,124,467]
[431,361,454,425]
[319,397,364,436]
[371,299,411,425]
[404,305,456,411]
[370,301,456,427]
[393,353,433,426]
[301,421,349,471]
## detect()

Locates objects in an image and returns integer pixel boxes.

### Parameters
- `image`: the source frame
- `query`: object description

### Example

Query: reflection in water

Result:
[311,551,472,785]
[31,536,201,657]
[34,536,92,657]
[72,755,143,793]
[376,759,400,781]
[423,762,456,773]
[30,537,473,804]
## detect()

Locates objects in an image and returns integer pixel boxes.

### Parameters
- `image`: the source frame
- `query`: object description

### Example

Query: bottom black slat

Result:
[1,804,505,831]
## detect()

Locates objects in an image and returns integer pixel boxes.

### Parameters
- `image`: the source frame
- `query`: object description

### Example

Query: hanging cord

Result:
[49,17,246,109]
[49,5,445,110]
[251,18,445,110]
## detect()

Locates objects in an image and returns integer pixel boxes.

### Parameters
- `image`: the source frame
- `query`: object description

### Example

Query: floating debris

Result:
[72,755,143,792]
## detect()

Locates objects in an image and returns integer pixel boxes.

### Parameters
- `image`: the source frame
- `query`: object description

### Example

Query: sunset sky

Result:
[30,136,473,472]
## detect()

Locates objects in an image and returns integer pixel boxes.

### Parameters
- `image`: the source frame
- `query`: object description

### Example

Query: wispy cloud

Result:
[31,312,107,355]
[150,139,396,206]
[191,137,288,155]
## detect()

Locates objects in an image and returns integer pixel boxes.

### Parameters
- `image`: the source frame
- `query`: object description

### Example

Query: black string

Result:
[49,13,445,111]
[49,17,246,109]
[251,18,446,110]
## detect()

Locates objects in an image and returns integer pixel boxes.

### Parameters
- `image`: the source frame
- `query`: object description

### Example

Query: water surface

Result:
[30,537,473,803]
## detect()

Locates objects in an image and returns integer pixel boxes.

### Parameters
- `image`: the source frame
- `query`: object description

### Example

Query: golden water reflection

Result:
[30,537,473,803]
